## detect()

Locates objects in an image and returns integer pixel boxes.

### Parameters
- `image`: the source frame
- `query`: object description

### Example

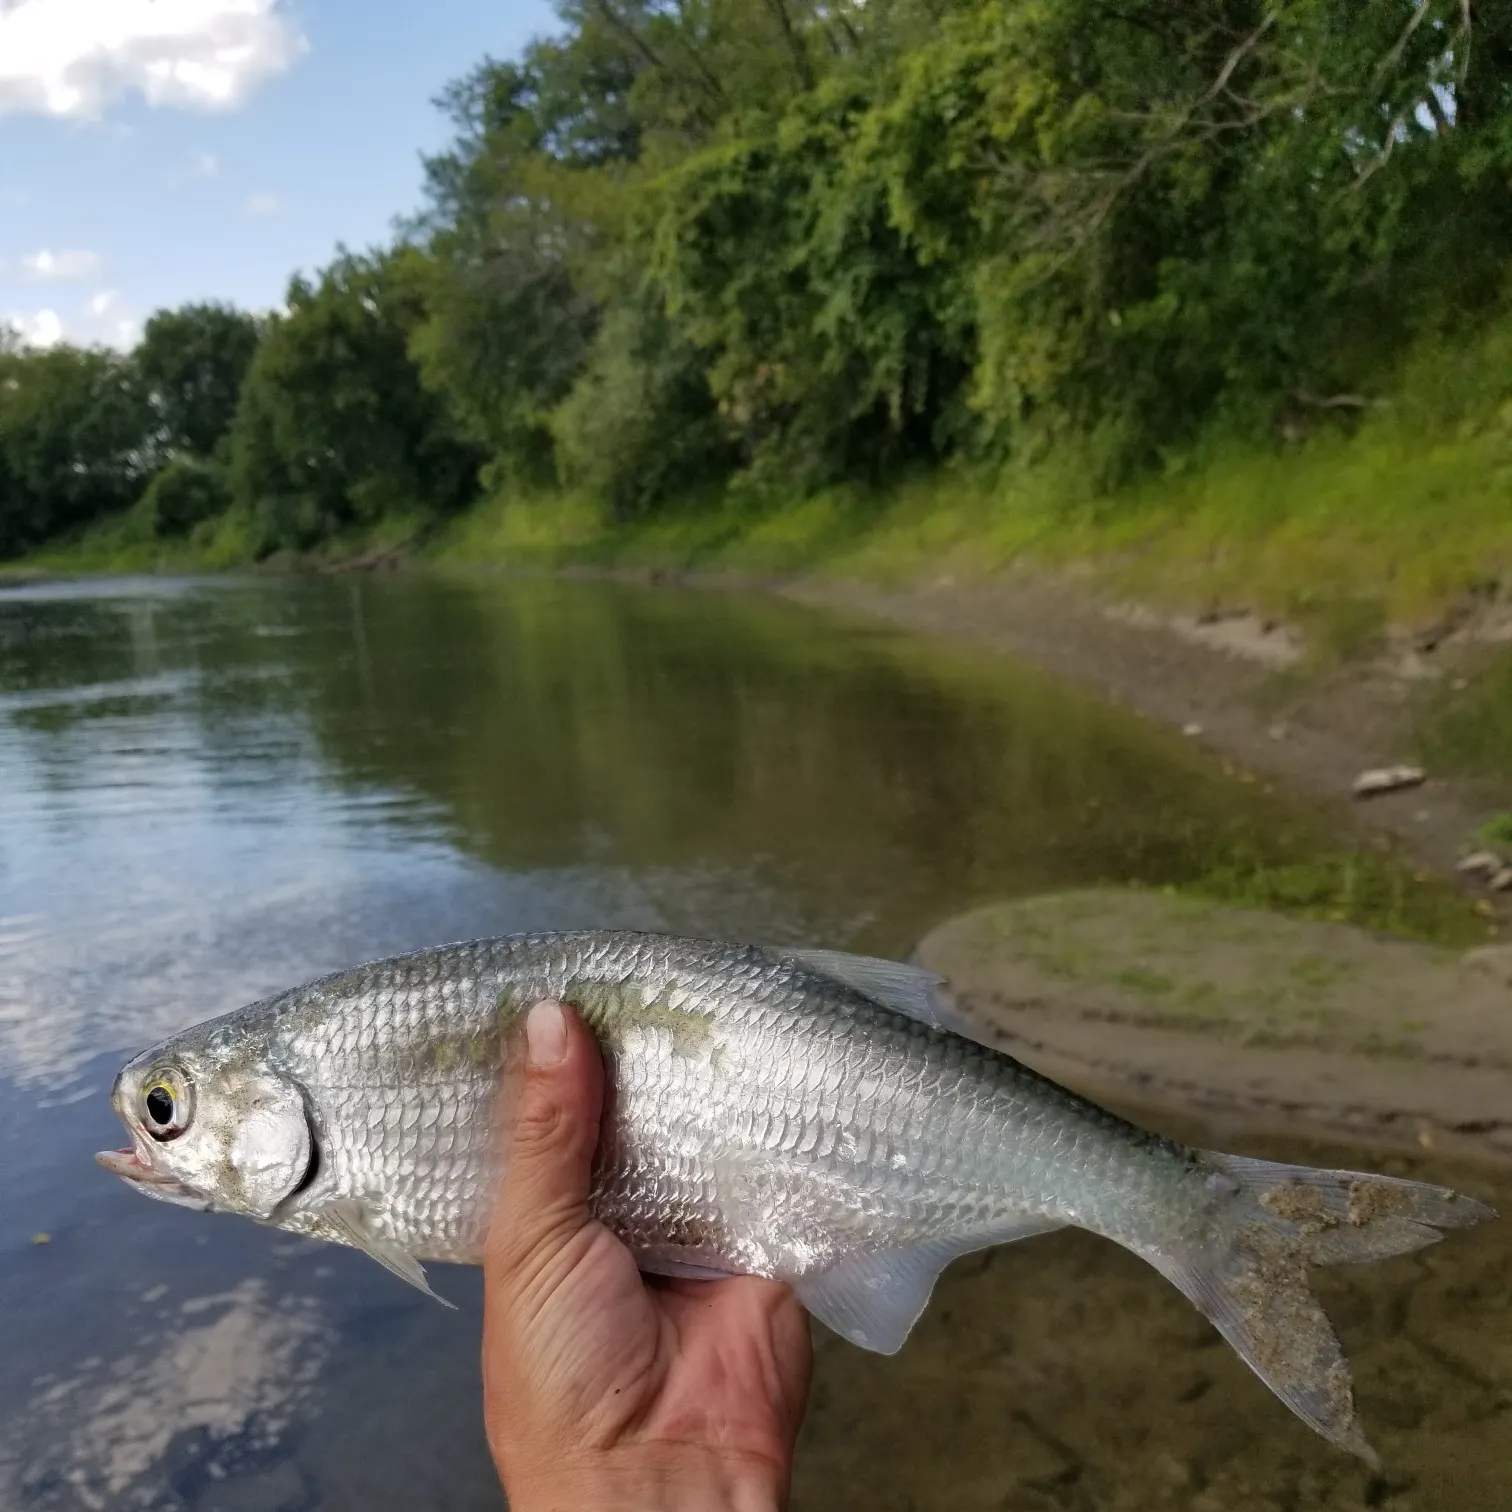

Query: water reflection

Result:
[2,1280,330,1511]
[0,574,1493,1511]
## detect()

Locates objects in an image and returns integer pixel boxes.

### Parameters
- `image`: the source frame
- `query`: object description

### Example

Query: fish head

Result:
[97,1022,314,1221]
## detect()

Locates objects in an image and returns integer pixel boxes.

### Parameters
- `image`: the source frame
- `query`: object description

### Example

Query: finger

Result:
[486,999,605,1288]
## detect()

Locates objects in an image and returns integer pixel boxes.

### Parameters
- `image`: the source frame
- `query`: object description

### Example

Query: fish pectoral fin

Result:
[322,1199,456,1310]
[784,949,985,1042]
[797,1218,1063,1355]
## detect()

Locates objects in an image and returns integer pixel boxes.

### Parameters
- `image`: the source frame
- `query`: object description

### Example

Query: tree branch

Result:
[763,0,815,89]
[1008,11,1281,279]
[590,0,666,75]
[1290,387,1385,411]
[668,0,736,111]
[1371,0,1432,89]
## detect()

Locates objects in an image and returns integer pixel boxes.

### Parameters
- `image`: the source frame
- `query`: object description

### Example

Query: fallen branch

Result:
[1289,388,1388,411]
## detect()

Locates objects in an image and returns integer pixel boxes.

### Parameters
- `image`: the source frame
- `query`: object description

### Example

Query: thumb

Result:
[486,999,605,1291]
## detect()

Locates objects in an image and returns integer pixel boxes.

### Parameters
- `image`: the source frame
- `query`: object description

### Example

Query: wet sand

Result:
[917,890,1512,1165]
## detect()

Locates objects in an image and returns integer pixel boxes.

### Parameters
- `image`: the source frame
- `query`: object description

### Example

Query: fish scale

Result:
[103,929,1495,1463]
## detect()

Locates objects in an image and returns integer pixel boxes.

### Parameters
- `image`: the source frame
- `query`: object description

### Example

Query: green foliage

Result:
[1482,812,1512,848]
[9,0,1512,576]
[227,248,484,555]
[410,0,1512,506]
[0,344,151,557]
[550,299,734,517]
[136,303,262,461]
[137,456,231,537]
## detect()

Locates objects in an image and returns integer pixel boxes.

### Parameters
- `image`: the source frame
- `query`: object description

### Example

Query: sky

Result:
[0,0,560,349]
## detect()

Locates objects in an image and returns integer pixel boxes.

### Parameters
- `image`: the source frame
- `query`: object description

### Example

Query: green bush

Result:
[138,457,231,537]
[550,303,733,519]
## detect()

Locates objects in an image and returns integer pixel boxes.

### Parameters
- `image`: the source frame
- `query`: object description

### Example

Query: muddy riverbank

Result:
[917,889,1512,1167]
[551,560,1512,908]
[780,571,1511,905]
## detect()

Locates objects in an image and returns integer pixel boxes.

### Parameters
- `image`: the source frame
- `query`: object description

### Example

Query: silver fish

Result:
[99,931,1492,1463]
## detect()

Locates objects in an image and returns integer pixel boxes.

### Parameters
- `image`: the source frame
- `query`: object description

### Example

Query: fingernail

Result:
[526,1000,567,1067]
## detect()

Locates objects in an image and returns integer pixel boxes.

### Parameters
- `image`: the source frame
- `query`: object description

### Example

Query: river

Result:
[0,574,1503,1510]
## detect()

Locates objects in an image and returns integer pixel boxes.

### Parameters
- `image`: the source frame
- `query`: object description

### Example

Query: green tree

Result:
[227,247,483,553]
[551,295,734,515]
[138,455,232,537]
[135,302,263,461]
[0,344,151,556]
[416,0,1512,503]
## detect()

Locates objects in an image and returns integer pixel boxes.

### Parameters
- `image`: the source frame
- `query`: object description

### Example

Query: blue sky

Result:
[0,0,559,349]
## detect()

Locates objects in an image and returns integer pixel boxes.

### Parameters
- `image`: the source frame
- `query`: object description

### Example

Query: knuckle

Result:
[511,1079,567,1151]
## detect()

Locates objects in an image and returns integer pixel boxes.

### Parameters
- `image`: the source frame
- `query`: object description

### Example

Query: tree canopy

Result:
[3,0,1509,559]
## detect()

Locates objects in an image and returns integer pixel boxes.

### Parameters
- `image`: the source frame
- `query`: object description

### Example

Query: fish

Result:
[99,930,1493,1463]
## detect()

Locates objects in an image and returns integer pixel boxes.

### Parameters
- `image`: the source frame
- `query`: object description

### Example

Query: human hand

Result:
[482,1000,813,1512]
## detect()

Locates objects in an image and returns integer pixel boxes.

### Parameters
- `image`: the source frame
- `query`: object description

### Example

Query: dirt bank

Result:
[777,569,1510,904]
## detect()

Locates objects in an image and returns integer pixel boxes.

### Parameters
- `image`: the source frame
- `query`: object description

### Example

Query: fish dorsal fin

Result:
[796,1217,1064,1354]
[323,1199,456,1309]
[786,948,982,1040]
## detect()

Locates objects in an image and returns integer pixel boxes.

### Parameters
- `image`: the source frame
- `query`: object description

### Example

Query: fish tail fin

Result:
[1143,1152,1495,1466]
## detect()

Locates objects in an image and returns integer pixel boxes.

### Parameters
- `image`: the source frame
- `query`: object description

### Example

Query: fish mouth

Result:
[95,1147,208,1210]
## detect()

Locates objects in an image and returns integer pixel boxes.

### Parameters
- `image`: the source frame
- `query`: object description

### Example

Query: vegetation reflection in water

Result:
[0,573,1483,952]
[305,576,1484,944]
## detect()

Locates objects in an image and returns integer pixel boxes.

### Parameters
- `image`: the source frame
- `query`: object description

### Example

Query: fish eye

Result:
[140,1070,194,1141]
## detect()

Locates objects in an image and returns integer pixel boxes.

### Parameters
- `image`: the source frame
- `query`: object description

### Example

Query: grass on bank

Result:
[14,498,431,577]
[19,310,1512,663]
[428,319,1512,661]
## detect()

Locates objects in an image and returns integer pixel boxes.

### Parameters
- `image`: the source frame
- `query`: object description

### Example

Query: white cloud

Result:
[0,1,307,120]
[6,290,139,349]
[87,289,139,345]
[8,308,64,347]
[20,248,103,282]
[243,191,282,218]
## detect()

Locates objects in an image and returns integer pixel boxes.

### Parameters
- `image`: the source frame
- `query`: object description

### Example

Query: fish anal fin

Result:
[796,1217,1064,1355]
[323,1198,456,1309]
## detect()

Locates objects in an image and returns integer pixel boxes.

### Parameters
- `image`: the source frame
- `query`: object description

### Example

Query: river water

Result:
[0,574,1503,1511]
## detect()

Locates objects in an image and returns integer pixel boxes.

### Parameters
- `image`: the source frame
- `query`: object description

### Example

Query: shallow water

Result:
[0,574,1502,1511]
